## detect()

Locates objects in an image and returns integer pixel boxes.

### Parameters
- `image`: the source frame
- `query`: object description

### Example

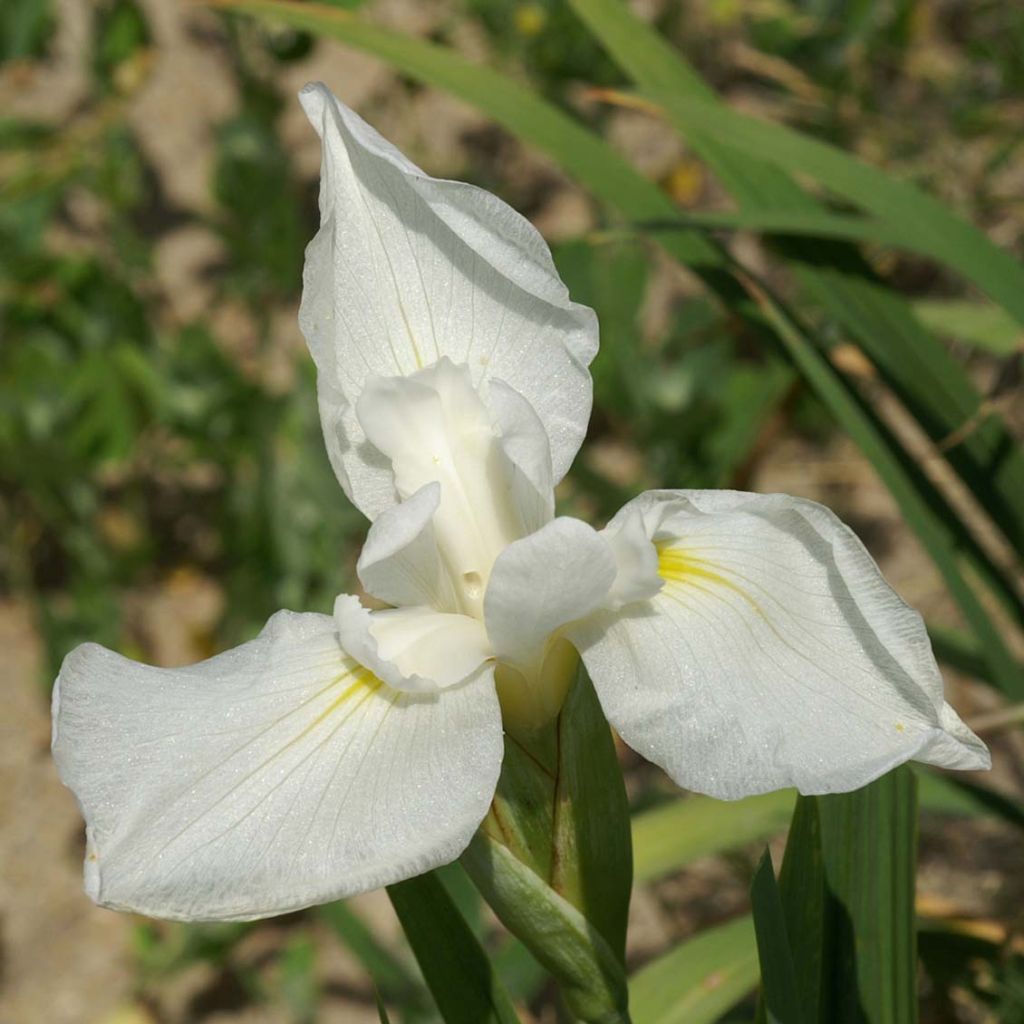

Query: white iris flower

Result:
[52,84,989,923]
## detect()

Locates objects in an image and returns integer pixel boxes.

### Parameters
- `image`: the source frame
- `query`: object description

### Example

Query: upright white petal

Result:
[484,376,555,531]
[357,483,460,613]
[298,82,597,517]
[357,359,551,617]
[52,610,502,921]
[568,490,990,800]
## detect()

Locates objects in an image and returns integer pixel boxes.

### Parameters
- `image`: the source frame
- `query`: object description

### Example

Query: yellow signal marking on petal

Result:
[276,666,386,757]
[895,721,906,733]
[656,543,765,618]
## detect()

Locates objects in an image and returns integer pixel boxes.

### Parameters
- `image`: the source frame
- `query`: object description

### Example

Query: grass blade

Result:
[552,668,633,962]
[658,91,1024,326]
[911,300,1022,356]
[774,771,918,1023]
[318,901,427,1007]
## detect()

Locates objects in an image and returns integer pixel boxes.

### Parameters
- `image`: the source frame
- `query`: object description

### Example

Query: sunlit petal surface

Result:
[52,610,502,921]
[569,490,990,800]
[357,482,460,612]
[485,516,616,674]
[298,83,597,518]
[334,596,492,693]
[357,359,550,614]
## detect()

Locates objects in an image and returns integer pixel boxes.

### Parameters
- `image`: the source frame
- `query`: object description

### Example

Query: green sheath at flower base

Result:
[464,832,630,1024]
[472,667,632,1021]
[52,83,987,928]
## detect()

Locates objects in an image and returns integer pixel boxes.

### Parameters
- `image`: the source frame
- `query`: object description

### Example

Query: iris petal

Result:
[52,609,502,921]
[568,490,990,800]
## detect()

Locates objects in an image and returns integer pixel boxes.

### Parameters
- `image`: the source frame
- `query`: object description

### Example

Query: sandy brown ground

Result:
[0,601,134,1024]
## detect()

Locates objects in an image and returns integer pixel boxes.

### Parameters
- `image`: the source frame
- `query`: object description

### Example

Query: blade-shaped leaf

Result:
[569,0,1024,326]
[751,849,806,1024]
[318,901,428,1008]
[632,769,1019,892]
[552,666,633,962]
[911,300,1022,356]
[774,795,827,1017]
[632,789,795,885]
[775,768,919,1023]
[387,872,521,1024]
[628,914,759,1024]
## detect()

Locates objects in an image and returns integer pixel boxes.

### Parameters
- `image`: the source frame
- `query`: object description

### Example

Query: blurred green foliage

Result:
[0,0,368,682]
[0,0,53,61]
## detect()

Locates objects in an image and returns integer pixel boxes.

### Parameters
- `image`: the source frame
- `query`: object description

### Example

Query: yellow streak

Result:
[656,543,764,617]
[299,667,383,740]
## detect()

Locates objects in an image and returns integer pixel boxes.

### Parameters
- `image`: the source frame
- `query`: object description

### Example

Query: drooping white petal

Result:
[484,376,555,531]
[356,358,550,616]
[485,517,617,674]
[298,82,597,517]
[334,595,492,693]
[357,483,459,613]
[568,490,990,800]
[52,610,502,921]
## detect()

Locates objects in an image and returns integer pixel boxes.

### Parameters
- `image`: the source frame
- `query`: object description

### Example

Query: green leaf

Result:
[551,666,633,961]
[819,769,919,1023]
[684,99,1024,326]
[279,934,318,1024]
[318,901,426,1006]
[386,872,521,1024]
[911,300,1022,356]
[776,768,919,1023]
[632,789,795,885]
[917,771,1024,831]
[568,0,1024,328]
[628,914,759,1024]
[751,849,805,1024]
[631,769,1017,894]
[773,796,827,1017]
[643,207,964,259]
